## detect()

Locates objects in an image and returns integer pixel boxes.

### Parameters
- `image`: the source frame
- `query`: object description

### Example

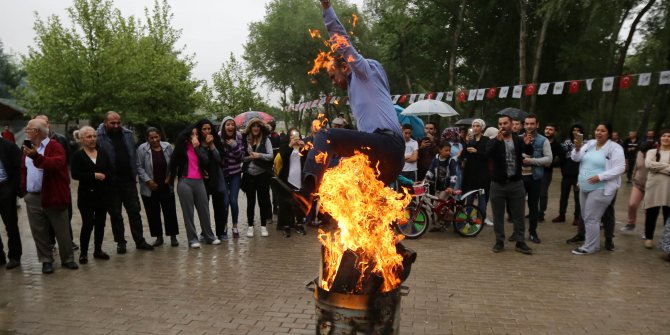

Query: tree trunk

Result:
[529,7,552,115]
[518,0,528,111]
[448,0,467,89]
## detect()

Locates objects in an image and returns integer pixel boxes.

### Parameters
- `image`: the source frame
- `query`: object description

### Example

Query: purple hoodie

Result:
[220,116,245,176]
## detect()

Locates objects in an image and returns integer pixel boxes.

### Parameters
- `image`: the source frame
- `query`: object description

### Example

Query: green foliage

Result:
[16,0,201,125]
[210,53,269,118]
[0,41,24,99]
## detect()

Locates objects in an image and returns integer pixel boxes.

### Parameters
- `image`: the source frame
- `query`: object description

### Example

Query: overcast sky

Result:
[0,0,364,106]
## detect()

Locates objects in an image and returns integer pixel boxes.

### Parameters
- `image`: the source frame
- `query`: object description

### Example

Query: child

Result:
[424,140,459,199]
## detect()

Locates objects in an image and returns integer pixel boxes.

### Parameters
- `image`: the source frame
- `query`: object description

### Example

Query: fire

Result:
[308,51,332,75]
[317,153,411,293]
[329,33,350,53]
[308,29,322,39]
[351,14,358,28]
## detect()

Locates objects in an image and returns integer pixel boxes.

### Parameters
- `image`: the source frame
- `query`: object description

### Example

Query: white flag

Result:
[585,79,594,91]
[553,82,565,95]
[660,71,670,85]
[638,73,651,86]
[446,91,454,101]
[467,89,477,101]
[435,92,444,101]
[602,77,614,92]
[417,94,425,101]
[499,86,509,98]
[538,83,550,95]
[512,85,523,99]
[476,89,486,101]
[408,94,417,103]
[391,95,400,103]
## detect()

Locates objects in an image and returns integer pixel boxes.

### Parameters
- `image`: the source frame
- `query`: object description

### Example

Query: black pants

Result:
[626,158,635,181]
[277,186,305,230]
[0,183,21,261]
[539,169,553,218]
[559,175,581,218]
[210,190,227,236]
[141,188,179,237]
[645,206,670,240]
[108,181,147,246]
[78,205,106,254]
[246,172,272,227]
[523,176,541,235]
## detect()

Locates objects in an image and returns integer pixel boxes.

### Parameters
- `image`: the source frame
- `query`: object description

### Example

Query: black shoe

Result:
[170,236,179,247]
[136,241,154,251]
[42,262,54,274]
[152,237,164,247]
[72,242,79,251]
[295,226,307,235]
[605,239,615,251]
[566,234,585,244]
[283,227,291,238]
[538,216,545,223]
[491,241,504,253]
[430,226,443,232]
[529,233,541,244]
[0,255,6,266]
[117,242,127,254]
[6,259,20,269]
[62,261,79,270]
[79,254,88,264]
[515,242,533,255]
[507,234,516,242]
[93,251,110,260]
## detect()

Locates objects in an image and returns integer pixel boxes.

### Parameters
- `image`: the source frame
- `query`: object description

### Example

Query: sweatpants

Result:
[579,189,615,252]
[177,178,215,244]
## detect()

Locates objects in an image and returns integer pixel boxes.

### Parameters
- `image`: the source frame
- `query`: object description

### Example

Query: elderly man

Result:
[97,111,153,253]
[0,136,21,269]
[21,118,78,273]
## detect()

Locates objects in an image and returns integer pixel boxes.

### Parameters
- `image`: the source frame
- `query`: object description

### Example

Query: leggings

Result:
[644,206,670,240]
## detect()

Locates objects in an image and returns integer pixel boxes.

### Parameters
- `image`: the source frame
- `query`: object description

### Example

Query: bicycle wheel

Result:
[397,203,430,239]
[453,204,484,237]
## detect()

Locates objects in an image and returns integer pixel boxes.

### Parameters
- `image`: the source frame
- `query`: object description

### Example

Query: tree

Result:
[211,53,268,117]
[0,41,24,99]
[17,0,201,125]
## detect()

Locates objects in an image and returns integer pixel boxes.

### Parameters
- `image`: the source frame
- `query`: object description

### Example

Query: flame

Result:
[317,153,411,293]
[308,29,322,39]
[351,14,358,28]
[308,51,332,75]
[315,151,329,164]
[329,33,350,53]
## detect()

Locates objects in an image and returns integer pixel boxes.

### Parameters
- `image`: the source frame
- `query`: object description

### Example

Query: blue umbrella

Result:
[394,105,425,140]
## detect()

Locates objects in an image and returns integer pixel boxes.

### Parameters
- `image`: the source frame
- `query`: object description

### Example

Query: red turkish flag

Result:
[324,96,332,104]
[524,84,537,96]
[486,88,497,100]
[397,95,408,104]
[619,75,632,90]
[458,91,467,102]
[568,81,579,94]
[426,92,435,100]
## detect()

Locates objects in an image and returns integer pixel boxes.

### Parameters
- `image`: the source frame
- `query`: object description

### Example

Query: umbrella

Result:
[394,105,425,139]
[400,99,458,117]
[496,107,527,121]
[454,118,475,127]
[234,111,274,128]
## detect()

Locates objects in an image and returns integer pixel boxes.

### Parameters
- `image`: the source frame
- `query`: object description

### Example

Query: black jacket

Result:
[485,135,533,183]
[0,138,21,196]
[70,149,112,209]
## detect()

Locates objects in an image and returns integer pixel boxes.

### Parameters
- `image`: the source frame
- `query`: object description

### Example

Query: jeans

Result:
[108,181,147,246]
[539,169,553,218]
[523,176,541,235]
[224,173,241,226]
[490,180,526,243]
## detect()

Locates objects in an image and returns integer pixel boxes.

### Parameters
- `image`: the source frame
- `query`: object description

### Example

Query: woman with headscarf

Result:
[570,122,625,255]
[241,118,274,238]
[136,127,179,247]
[642,129,670,249]
[169,124,220,248]
[219,116,245,239]
[461,119,491,224]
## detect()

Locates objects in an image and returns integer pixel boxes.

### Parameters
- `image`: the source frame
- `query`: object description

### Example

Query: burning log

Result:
[396,243,417,283]
[329,249,361,294]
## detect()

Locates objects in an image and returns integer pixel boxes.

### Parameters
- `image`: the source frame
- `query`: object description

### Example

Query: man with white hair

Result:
[21,118,78,274]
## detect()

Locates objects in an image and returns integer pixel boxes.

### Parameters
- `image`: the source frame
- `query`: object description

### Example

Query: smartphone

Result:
[23,140,33,149]
[576,133,584,142]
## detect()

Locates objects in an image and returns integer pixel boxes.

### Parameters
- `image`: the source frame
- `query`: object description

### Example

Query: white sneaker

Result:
[212,239,221,245]
[247,227,254,237]
[485,218,494,226]
[190,242,201,249]
[260,226,269,237]
[619,224,636,234]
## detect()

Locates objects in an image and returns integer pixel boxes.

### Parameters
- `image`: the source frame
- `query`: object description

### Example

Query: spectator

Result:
[462,119,491,225]
[70,126,112,264]
[486,114,534,255]
[169,125,220,248]
[331,117,347,129]
[539,123,564,222]
[642,129,670,249]
[195,120,227,242]
[570,122,625,255]
[241,118,274,238]
[442,127,463,190]
[0,135,21,269]
[136,127,179,247]
[273,128,308,237]
[21,118,78,273]
[417,122,439,180]
[401,124,419,181]
[555,124,584,227]
[220,116,244,239]
[268,120,280,218]
[611,131,623,146]
[623,131,639,183]
[424,140,458,199]
[642,130,658,148]
[620,141,654,234]
[96,111,154,253]
[1,124,15,144]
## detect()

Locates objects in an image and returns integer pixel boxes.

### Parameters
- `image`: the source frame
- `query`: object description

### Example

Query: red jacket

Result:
[20,139,71,209]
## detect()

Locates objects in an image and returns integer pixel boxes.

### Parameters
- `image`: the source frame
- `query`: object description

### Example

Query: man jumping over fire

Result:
[289,0,405,213]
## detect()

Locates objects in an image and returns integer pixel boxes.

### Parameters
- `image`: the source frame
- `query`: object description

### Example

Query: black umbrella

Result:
[454,118,475,127]
[496,107,528,121]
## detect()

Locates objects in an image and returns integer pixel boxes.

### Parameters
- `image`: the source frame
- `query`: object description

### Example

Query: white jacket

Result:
[571,139,625,196]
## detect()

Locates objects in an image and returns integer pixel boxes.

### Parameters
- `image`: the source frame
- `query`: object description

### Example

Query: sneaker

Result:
[190,242,201,249]
[485,218,494,226]
[620,224,636,234]
[491,241,504,253]
[232,228,240,238]
[515,242,533,255]
[295,225,307,235]
[571,247,591,255]
[260,226,269,237]
[566,234,585,244]
[247,227,254,237]
[211,239,221,245]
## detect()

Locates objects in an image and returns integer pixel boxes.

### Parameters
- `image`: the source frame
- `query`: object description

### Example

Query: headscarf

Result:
[472,119,486,129]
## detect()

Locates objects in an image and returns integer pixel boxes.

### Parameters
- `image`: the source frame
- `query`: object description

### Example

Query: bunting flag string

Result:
[284,70,670,112]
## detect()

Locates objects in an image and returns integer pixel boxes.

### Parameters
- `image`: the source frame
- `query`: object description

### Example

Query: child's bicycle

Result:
[396,180,485,239]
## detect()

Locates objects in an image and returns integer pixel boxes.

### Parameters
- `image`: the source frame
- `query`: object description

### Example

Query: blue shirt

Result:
[323,7,401,137]
[578,148,606,192]
[25,138,50,193]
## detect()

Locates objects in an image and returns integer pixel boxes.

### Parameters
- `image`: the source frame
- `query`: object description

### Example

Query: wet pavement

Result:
[1,172,669,334]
